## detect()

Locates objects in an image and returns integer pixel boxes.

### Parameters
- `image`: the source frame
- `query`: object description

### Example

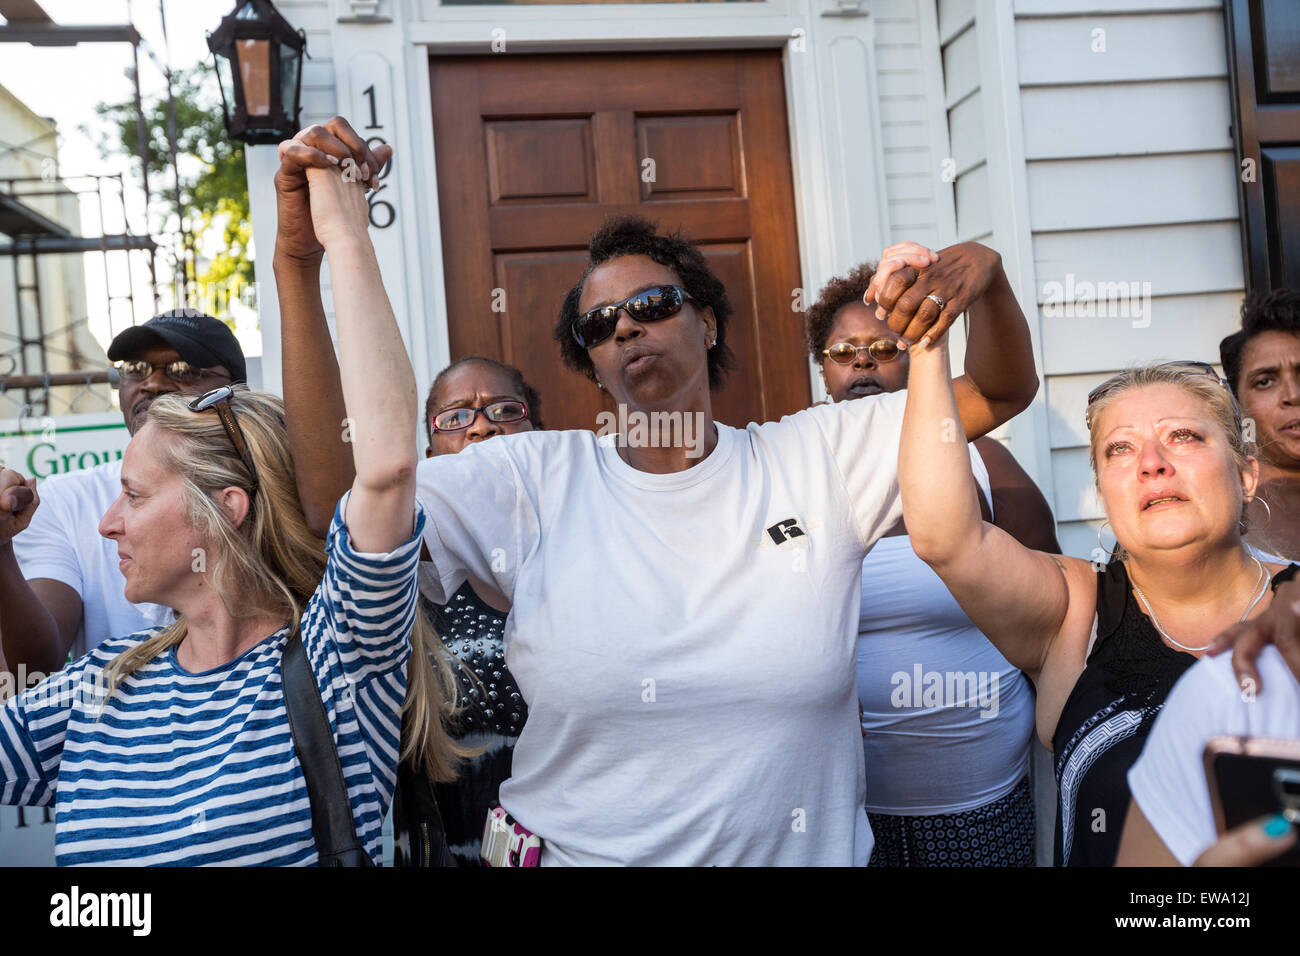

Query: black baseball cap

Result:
[108,309,247,384]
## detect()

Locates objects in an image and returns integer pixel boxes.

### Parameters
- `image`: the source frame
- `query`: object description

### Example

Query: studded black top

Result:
[424,581,529,865]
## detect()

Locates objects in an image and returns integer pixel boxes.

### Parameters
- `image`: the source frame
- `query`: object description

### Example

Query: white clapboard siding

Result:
[872,0,951,250]
[934,1,1247,572]
[1038,291,1244,378]
[1027,152,1238,232]
[1021,79,1233,160]
[1033,221,1244,300]
[1015,11,1229,86]
[281,1,337,124]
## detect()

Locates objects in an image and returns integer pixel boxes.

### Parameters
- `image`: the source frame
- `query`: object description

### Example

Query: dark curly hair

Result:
[424,356,543,446]
[553,215,735,388]
[1220,288,1300,396]
[805,262,876,360]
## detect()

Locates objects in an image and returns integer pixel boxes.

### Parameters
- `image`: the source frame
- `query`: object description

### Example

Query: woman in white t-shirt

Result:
[273,122,1041,865]
[0,162,464,865]
[806,254,1059,866]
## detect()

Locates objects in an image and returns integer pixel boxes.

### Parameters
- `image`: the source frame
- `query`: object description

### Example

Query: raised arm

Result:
[899,332,1070,679]
[275,117,389,536]
[868,242,1039,440]
[0,473,76,677]
[304,165,417,553]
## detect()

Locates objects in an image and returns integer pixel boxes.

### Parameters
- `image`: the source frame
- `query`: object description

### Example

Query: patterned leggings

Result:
[866,775,1036,867]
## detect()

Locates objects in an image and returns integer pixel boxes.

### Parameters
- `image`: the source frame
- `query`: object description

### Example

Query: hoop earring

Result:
[1245,495,1272,533]
[1097,521,1118,558]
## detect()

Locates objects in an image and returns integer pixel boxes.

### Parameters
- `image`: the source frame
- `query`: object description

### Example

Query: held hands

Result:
[0,468,38,549]
[274,115,393,262]
[864,240,1003,348]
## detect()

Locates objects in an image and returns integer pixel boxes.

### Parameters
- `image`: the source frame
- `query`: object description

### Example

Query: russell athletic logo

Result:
[50,886,152,936]
[766,518,805,545]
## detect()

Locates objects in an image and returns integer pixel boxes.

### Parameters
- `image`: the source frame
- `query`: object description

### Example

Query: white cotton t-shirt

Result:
[416,391,910,866]
[1128,646,1300,865]
[11,458,174,658]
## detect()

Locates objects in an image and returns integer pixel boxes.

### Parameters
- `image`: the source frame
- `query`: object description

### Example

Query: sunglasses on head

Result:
[572,285,695,349]
[823,339,903,366]
[1085,361,1226,407]
[430,399,529,433]
[188,386,260,496]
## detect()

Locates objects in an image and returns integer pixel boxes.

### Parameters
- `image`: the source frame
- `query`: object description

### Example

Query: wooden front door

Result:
[1225,0,1300,290]
[429,50,808,432]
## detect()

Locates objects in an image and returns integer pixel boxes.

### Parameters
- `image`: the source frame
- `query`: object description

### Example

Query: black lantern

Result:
[207,0,306,145]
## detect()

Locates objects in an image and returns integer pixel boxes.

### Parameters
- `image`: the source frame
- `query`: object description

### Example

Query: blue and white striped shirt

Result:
[0,497,425,866]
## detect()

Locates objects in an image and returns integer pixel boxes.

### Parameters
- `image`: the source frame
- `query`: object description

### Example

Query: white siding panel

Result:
[1026,152,1238,232]
[1051,446,1103,522]
[884,147,932,175]
[883,120,933,149]
[887,171,938,199]
[889,199,935,227]
[1057,520,1102,562]
[1034,222,1244,300]
[1046,371,1123,450]
[1016,11,1228,86]
[276,0,335,33]
[1020,79,1233,160]
[954,160,991,239]
[1015,0,1220,13]
[947,89,986,174]
[1038,291,1244,377]
[942,23,981,106]
[876,19,923,45]
[880,95,929,124]
[879,69,928,98]
[938,0,975,44]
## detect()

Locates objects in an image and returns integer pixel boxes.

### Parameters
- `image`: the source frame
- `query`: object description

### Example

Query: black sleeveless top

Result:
[1052,560,1299,867]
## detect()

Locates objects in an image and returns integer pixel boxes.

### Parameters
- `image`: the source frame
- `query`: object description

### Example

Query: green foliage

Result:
[91,62,252,289]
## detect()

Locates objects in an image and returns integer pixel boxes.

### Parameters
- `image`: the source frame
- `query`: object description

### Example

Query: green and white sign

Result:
[0,412,130,479]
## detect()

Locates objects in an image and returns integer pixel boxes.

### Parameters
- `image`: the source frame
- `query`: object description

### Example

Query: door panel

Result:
[430,50,808,432]
[1226,0,1300,290]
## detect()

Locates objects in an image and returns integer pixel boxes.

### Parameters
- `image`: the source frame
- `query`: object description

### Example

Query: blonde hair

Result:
[103,387,471,781]
[1084,362,1256,556]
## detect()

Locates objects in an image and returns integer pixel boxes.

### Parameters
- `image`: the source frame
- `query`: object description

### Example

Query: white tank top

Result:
[857,443,1035,814]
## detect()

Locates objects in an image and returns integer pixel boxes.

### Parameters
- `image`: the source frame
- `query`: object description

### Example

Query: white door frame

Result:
[255,0,893,414]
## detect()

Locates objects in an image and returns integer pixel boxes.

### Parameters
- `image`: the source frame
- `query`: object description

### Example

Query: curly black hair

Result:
[424,356,543,446]
[804,262,876,361]
[553,215,735,388]
[1220,288,1300,396]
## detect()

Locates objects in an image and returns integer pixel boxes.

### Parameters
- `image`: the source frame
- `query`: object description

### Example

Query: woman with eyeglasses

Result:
[416,357,541,865]
[807,248,1060,866]
[0,161,466,865]
[273,120,1040,865]
[898,328,1299,866]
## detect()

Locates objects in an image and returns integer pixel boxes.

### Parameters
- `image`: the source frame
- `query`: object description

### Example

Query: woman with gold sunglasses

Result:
[807,246,1059,867]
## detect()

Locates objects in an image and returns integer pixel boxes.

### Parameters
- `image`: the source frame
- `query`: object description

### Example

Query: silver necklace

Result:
[1130,556,1269,653]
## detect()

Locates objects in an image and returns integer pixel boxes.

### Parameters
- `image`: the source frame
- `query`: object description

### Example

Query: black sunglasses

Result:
[823,340,903,366]
[431,399,529,433]
[188,386,260,496]
[572,285,695,349]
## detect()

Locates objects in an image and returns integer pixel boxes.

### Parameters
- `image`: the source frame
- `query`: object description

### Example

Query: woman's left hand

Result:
[874,241,1004,347]
[304,164,373,251]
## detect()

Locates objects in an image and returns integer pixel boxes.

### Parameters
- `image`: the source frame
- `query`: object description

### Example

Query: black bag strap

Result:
[281,628,373,867]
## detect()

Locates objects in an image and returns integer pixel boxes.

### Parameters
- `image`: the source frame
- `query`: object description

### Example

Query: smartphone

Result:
[480,804,542,867]
[1204,735,1300,867]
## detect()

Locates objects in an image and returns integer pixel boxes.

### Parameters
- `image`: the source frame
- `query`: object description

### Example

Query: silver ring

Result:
[926,293,946,310]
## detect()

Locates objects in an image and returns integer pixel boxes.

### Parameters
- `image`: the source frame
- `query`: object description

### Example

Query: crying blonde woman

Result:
[897,345,1297,867]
